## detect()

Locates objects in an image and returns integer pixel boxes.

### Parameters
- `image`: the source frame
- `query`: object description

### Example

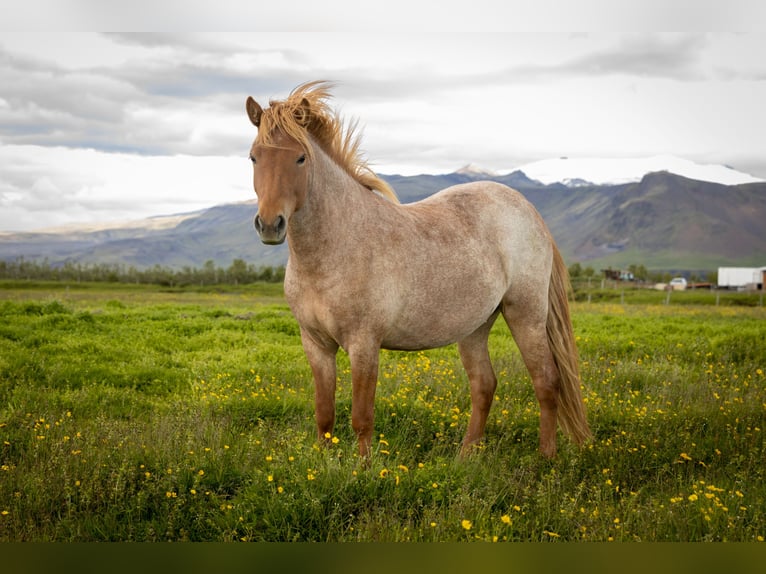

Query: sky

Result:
[1,3,765,231]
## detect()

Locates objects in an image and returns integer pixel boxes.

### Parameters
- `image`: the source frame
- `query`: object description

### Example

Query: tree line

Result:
[568,262,717,286]
[0,258,285,286]
[2,256,715,289]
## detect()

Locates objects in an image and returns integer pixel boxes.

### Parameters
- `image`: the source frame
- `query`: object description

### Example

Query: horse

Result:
[245,81,590,459]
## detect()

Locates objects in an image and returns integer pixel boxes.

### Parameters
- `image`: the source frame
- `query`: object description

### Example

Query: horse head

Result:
[245,81,397,245]
[245,95,312,245]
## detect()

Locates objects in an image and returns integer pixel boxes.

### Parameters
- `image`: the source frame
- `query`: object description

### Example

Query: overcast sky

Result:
[1,7,765,231]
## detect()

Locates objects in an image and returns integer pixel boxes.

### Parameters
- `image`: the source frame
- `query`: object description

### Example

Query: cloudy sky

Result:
[1,7,765,231]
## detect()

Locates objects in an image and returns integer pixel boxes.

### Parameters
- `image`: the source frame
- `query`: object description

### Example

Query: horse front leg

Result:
[348,342,380,459]
[458,313,499,456]
[300,329,339,446]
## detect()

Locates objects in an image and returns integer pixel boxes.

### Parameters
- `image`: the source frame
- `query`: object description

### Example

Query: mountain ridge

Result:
[493,155,763,187]
[2,165,765,271]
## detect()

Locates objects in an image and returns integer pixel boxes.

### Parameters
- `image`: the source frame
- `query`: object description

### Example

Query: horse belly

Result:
[380,277,504,351]
[381,327,480,352]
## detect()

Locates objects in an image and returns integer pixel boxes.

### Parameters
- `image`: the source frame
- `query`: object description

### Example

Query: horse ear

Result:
[293,97,311,126]
[246,97,263,127]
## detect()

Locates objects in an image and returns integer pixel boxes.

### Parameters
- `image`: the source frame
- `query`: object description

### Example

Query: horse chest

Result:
[285,275,383,347]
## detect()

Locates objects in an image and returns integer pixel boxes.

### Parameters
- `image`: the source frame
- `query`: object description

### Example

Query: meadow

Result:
[0,281,764,542]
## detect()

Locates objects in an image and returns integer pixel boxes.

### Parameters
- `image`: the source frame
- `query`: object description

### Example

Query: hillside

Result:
[562,173,766,267]
[1,171,765,271]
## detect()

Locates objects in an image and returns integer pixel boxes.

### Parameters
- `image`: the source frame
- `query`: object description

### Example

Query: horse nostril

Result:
[254,214,263,233]
[275,215,286,234]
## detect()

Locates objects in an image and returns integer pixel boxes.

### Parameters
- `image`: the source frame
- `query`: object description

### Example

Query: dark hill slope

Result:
[2,172,765,270]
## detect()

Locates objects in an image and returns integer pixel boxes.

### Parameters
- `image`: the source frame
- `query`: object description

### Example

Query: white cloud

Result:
[1,31,766,230]
[0,144,252,230]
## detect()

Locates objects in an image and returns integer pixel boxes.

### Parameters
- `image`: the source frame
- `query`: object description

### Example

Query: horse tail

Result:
[546,244,591,445]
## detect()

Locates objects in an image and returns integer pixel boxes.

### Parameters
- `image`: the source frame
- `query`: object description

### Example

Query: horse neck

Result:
[287,141,379,261]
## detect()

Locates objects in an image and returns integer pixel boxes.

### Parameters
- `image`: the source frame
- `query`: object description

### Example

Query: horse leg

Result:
[300,329,339,445]
[502,304,560,458]
[347,341,380,459]
[457,312,499,455]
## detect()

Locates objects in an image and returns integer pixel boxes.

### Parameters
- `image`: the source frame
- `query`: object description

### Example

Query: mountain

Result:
[0,201,288,271]
[510,155,763,187]
[455,163,498,177]
[2,162,765,271]
[532,172,766,268]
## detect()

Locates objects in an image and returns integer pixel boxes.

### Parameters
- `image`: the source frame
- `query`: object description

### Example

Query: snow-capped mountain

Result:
[508,155,763,187]
[455,163,498,177]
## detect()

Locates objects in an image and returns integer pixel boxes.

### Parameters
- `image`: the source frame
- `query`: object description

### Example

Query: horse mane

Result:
[255,81,399,203]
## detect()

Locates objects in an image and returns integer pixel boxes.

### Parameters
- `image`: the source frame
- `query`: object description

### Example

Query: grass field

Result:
[0,281,764,542]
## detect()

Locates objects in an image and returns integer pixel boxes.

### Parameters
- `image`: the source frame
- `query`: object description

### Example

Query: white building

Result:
[717,267,766,290]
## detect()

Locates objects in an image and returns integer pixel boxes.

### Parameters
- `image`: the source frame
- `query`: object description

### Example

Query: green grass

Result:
[0,282,764,541]
[572,283,765,308]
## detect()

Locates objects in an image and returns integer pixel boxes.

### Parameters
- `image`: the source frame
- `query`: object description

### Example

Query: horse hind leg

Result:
[502,303,560,458]
[457,312,500,456]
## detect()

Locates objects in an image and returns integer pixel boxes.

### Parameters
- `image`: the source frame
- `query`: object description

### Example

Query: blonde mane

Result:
[255,81,398,203]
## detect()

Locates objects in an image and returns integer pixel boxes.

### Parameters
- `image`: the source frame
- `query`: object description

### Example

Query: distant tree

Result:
[258,265,274,282]
[628,264,649,282]
[227,259,249,285]
[202,260,218,285]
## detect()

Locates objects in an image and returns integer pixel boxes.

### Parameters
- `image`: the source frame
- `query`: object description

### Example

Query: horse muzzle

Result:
[254,213,287,245]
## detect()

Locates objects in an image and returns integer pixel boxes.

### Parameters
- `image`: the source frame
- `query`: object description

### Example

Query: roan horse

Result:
[245,81,590,459]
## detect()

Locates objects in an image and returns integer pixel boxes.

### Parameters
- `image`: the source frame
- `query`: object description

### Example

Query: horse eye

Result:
[297,154,306,165]
[249,154,257,164]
